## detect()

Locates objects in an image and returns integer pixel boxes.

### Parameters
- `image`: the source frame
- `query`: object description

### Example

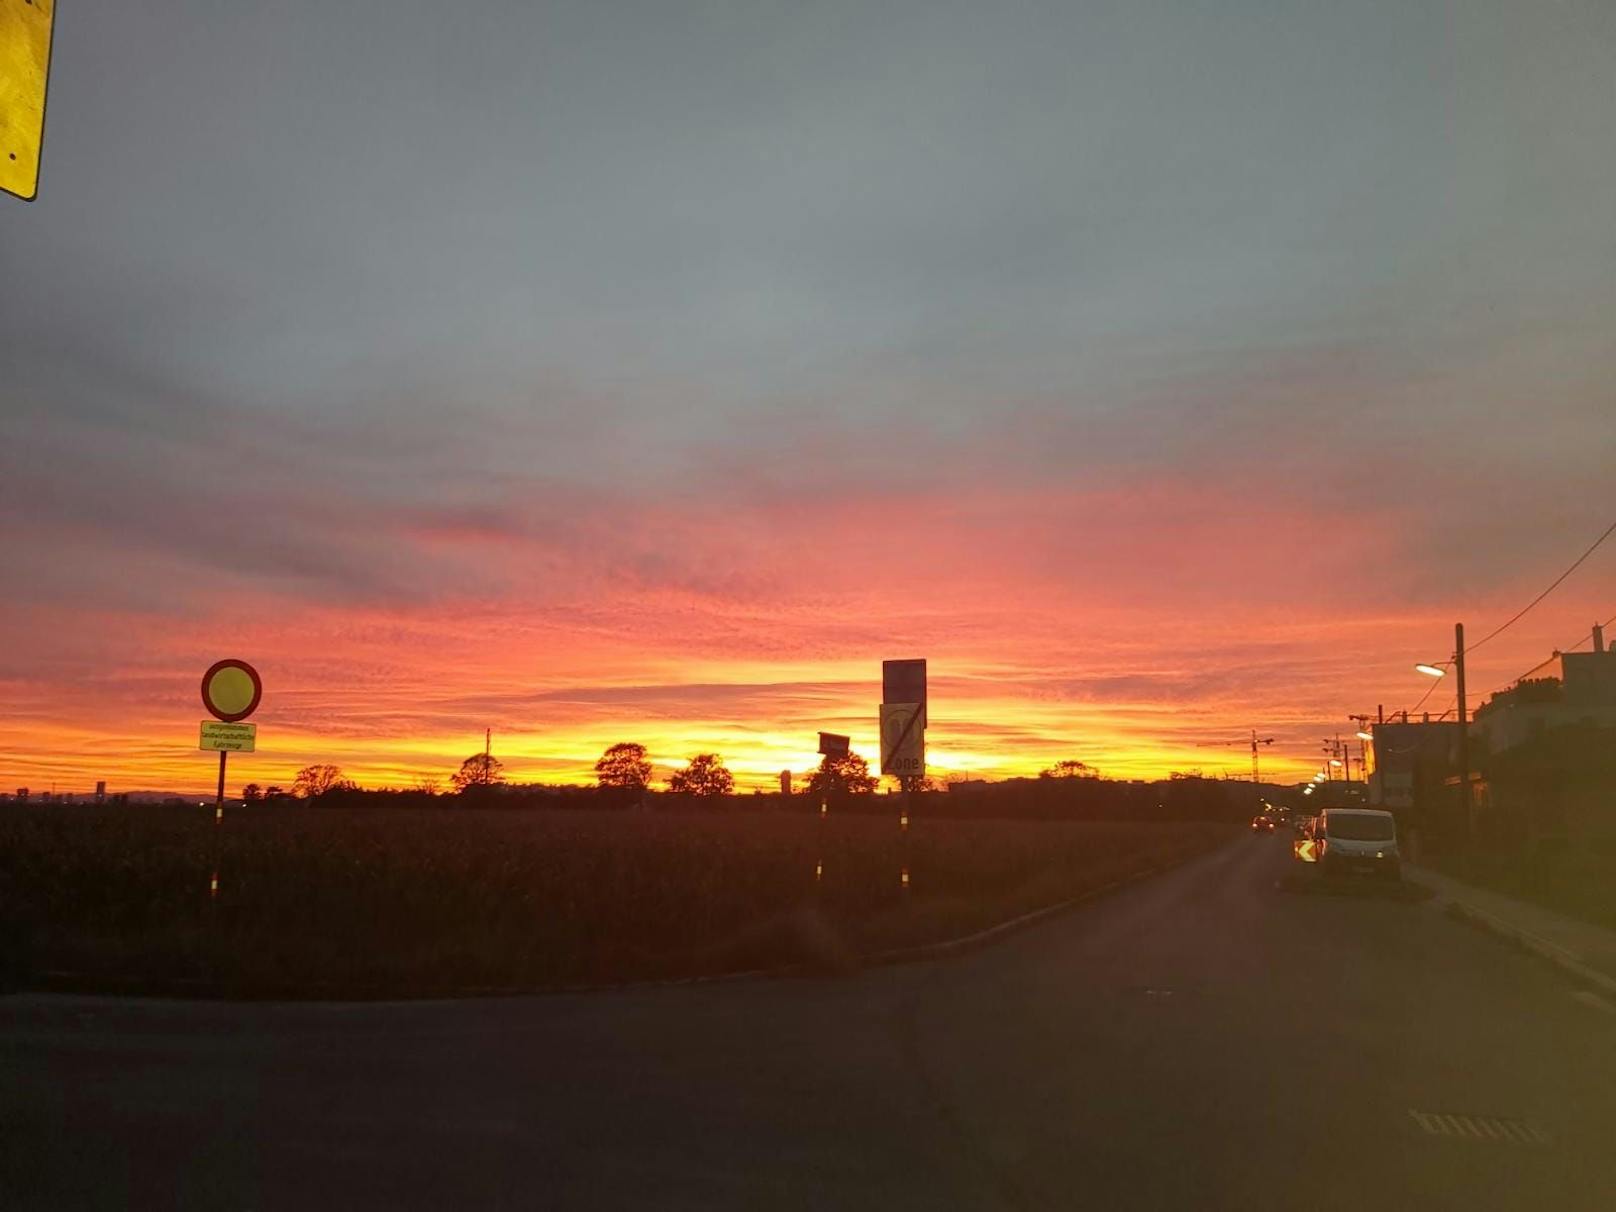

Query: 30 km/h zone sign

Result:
[880,703,924,776]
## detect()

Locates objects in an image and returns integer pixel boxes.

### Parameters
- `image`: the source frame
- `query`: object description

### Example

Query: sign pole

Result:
[200,658,263,903]
[216,750,227,823]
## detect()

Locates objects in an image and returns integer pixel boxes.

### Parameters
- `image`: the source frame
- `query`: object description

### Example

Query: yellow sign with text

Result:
[0,0,55,200]
[200,721,257,753]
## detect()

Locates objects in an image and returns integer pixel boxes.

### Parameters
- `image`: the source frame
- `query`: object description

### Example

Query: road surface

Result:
[5,834,1615,1210]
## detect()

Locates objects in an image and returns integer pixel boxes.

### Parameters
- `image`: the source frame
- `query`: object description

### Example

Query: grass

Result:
[0,804,1235,997]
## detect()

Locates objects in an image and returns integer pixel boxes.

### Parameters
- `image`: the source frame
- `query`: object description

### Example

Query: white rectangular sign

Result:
[199,721,257,752]
[880,703,924,776]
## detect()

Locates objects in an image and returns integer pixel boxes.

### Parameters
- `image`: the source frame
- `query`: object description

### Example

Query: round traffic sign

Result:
[201,659,262,723]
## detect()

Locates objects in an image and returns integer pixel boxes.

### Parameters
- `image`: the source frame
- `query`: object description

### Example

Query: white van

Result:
[1316,808,1399,881]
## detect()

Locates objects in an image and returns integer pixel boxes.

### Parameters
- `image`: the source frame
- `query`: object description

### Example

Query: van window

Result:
[1326,814,1395,841]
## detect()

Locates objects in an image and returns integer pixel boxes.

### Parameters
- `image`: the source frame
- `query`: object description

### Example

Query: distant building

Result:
[1473,630,1616,756]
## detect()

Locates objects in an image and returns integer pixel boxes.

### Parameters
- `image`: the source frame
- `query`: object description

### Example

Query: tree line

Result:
[241,741,892,803]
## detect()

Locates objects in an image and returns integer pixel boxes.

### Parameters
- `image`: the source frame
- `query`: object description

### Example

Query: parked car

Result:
[1314,808,1400,880]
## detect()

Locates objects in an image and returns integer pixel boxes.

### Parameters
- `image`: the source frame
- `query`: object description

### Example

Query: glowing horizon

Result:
[5,591,1611,797]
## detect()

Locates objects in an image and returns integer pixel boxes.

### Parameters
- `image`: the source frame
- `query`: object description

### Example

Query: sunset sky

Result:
[3,1,1613,795]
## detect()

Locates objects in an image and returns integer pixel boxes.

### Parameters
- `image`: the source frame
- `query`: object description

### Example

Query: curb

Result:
[1436,895,1616,1001]
[867,864,1167,967]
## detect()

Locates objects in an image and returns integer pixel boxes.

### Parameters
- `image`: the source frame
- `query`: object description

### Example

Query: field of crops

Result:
[0,804,1235,996]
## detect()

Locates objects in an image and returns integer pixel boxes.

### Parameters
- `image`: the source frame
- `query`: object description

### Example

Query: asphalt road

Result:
[5,834,1615,1210]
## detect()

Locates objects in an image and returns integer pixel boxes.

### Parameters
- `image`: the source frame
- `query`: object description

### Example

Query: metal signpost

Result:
[200,659,261,900]
[880,659,927,778]
[201,659,262,821]
[816,733,848,821]
[881,659,927,891]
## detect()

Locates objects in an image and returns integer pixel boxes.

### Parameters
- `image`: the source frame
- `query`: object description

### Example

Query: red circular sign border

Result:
[201,659,262,723]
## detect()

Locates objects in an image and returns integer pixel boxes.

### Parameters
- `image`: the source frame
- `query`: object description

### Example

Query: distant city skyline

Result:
[3,1,1614,794]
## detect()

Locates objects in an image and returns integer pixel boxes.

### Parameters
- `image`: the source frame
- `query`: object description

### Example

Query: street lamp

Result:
[1415,625,1472,846]
[1355,731,1374,742]
[1328,759,1343,767]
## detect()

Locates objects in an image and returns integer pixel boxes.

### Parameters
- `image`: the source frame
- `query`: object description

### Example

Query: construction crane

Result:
[1195,729,1277,785]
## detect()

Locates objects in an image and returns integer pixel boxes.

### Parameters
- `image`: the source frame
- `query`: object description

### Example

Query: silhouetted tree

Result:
[804,751,878,796]
[242,783,263,803]
[668,753,734,796]
[1040,759,1097,779]
[292,764,349,798]
[264,785,286,800]
[411,775,441,796]
[595,742,652,790]
[452,752,505,793]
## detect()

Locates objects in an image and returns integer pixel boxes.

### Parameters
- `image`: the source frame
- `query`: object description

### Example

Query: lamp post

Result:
[1455,622,1471,846]
[1416,621,1471,846]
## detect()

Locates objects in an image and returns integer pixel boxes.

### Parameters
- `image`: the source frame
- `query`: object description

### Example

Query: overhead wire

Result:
[1465,518,1616,655]
[1489,608,1616,695]
[1405,674,1444,718]
[1392,518,1615,718]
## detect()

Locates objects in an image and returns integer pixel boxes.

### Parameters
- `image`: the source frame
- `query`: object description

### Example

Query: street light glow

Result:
[1356,731,1374,741]
[1329,758,1343,767]
[1415,663,1447,678]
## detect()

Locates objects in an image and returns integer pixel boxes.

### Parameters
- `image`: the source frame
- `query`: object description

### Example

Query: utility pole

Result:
[1455,622,1471,846]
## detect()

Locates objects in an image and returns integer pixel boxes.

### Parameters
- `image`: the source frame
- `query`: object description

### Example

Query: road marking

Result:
[1573,989,1615,1015]
[1409,1109,1550,1146]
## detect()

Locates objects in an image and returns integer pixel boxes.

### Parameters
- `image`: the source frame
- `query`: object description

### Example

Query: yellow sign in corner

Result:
[0,0,55,201]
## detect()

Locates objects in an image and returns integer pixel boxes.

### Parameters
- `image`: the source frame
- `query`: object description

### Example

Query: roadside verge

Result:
[1409,863,1616,1000]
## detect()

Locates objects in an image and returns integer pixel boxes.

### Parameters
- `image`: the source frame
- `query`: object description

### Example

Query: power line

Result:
[1392,518,1614,718]
[1489,608,1616,695]
[1466,518,1616,655]
[1405,674,1443,717]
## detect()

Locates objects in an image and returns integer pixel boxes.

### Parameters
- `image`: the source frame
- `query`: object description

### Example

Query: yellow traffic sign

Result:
[201,659,262,722]
[200,721,257,753]
[0,0,55,201]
